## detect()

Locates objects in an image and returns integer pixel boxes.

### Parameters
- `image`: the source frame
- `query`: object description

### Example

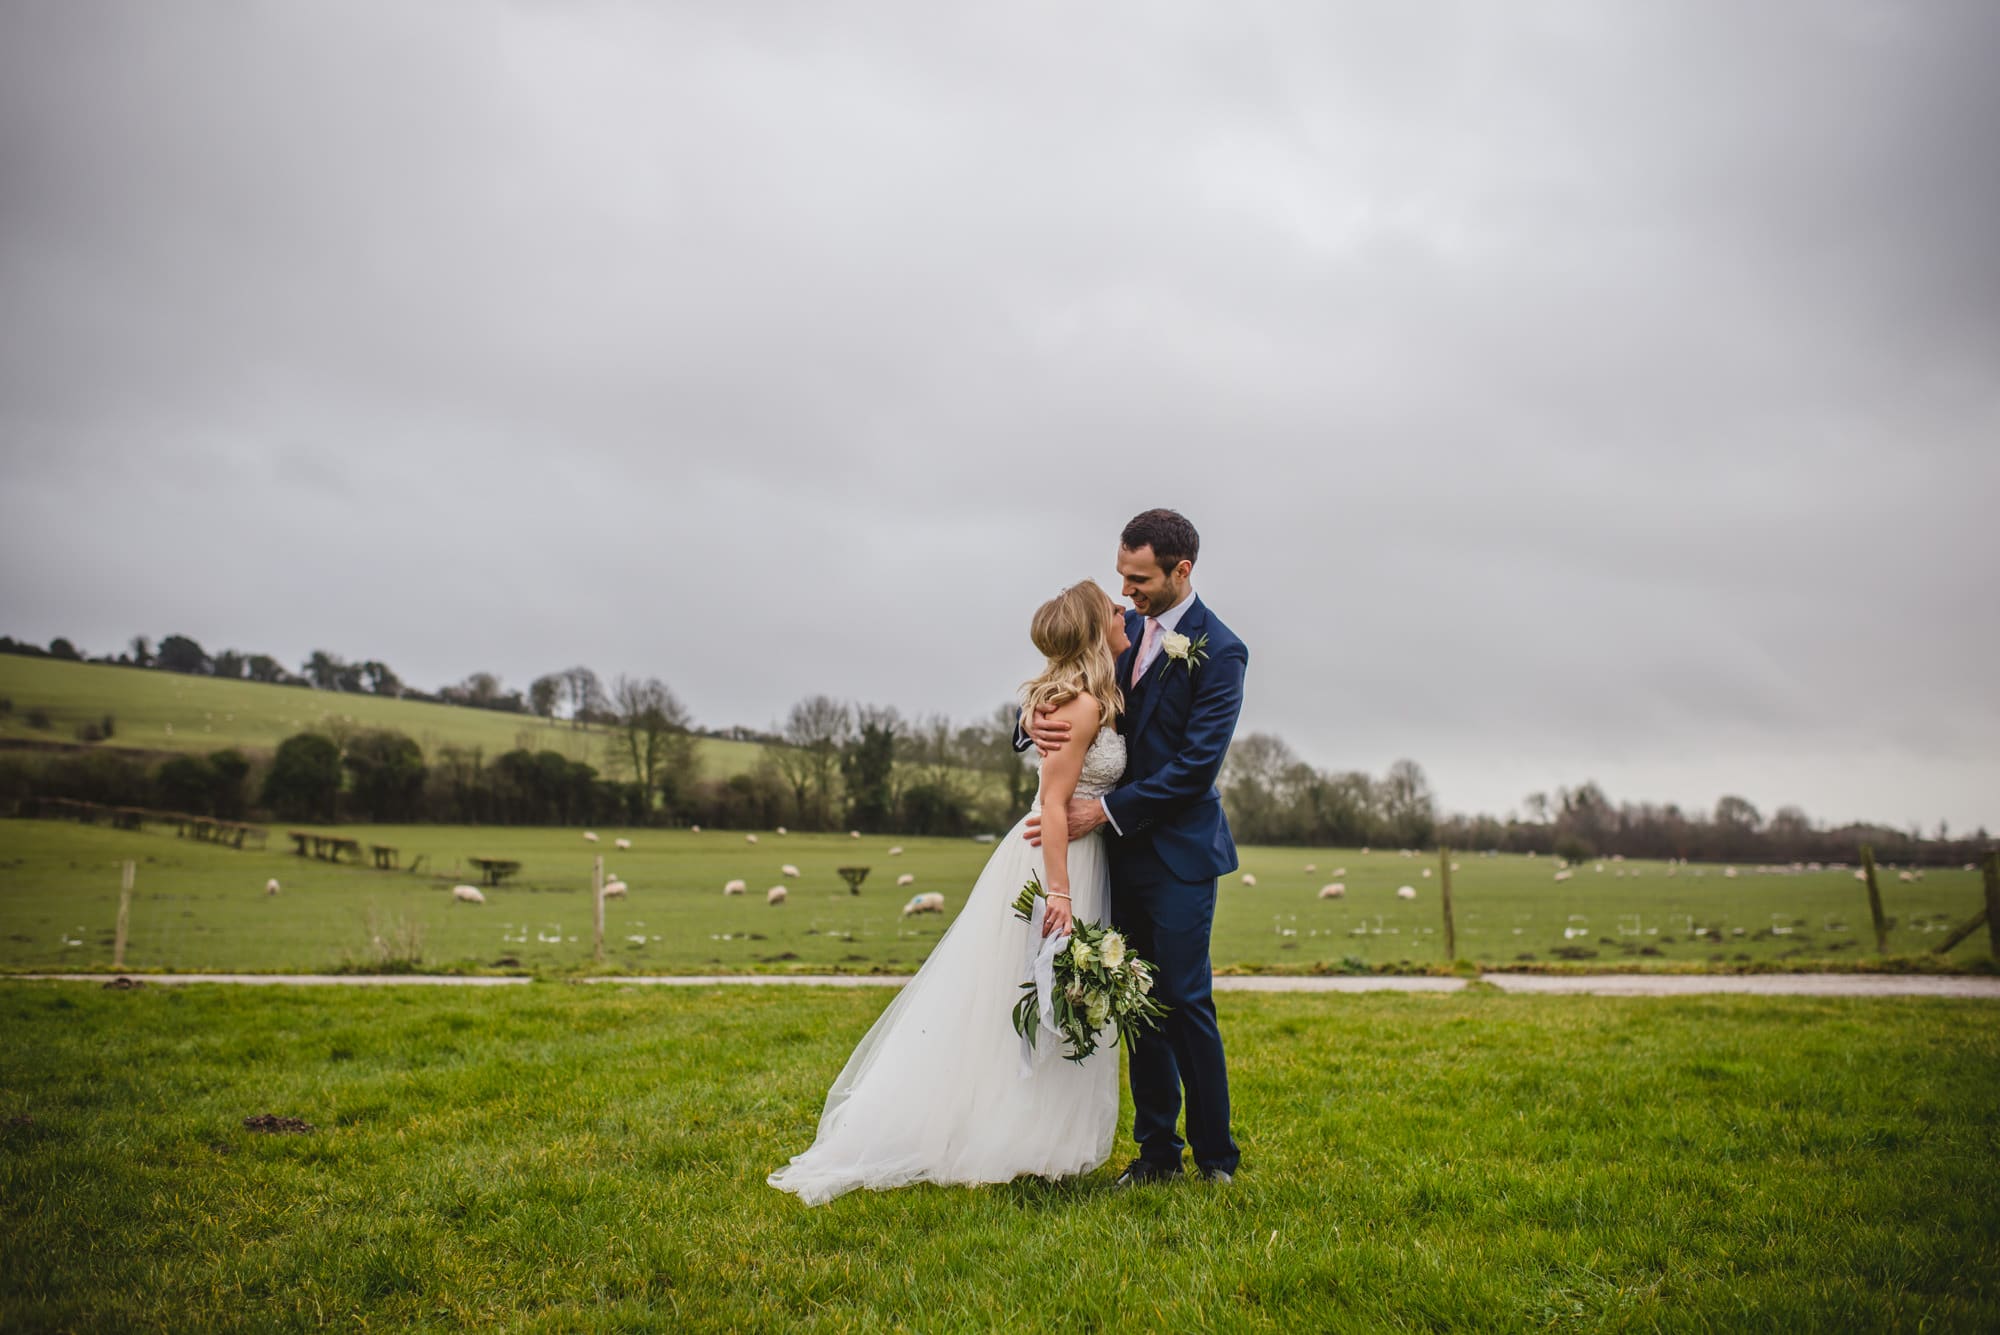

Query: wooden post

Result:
[1934,907,1988,956]
[1860,845,1889,955]
[113,859,134,968]
[1439,846,1457,962]
[593,854,605,964]
[1984,853,2000,961]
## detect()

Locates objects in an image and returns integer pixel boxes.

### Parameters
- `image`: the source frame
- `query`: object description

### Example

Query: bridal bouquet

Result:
[1011,874,1170,1063]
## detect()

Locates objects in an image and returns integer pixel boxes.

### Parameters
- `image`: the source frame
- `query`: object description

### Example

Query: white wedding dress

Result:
[768,728,1127,1205]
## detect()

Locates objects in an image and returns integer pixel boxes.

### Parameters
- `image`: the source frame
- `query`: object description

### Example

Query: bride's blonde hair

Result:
[1021,580,1124,730]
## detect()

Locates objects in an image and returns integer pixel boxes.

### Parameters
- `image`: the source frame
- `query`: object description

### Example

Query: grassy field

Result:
[2,982,1995,1330]
[0,655,764,776]
[1,818,1991,975]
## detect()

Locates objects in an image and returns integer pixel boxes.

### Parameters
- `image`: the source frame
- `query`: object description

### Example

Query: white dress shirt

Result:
[1099,587,1195,835]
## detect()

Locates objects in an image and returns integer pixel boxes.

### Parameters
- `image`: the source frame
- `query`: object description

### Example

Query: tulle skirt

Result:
[767,815,1118,1205]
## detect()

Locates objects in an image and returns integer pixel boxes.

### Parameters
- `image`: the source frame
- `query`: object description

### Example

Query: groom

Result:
[1023,508,1246,1185]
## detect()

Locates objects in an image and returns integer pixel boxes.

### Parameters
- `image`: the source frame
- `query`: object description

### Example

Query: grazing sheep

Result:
[1241,874,1258,887]
[453,885,486,904]
[1302,863,1317,873]
[1450,862,1461,872]
[690,824,702,833]
[745,834,759,845]
[583,831,599,843]
[776,826,788,836]
[850,830,862,839]
[1396,885,1417,900]
[602,880,628,899]
[767,886,787,905]
[1331,867,1346,877]
[264,878,280,896]
[723,879,747,895]
[1552,870,1574,883]
[614,838,632,851]
[902,892,945,916]
[1723,866,1739,879]
[1897,870,1915,883]
[780,864,801,878]
[894,873,917,888]
[1318,883,1345,899]
[1421,868,1432,878]
[888,846,904,856]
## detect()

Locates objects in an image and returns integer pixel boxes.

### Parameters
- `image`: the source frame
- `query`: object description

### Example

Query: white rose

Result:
[1100,932,1126,970]
[1160,631,1192,660]
[1069,936,1094,969]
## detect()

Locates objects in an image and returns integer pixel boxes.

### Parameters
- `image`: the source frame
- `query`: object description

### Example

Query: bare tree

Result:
[561,666,608,727]
[611,675,696,812]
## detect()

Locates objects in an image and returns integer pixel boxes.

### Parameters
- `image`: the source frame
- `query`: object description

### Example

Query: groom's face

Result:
[1118,545,1191,617]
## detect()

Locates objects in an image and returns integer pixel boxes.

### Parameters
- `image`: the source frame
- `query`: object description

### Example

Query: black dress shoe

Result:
[1196,1166,1234,1185]
[1114,1158,1182,1187]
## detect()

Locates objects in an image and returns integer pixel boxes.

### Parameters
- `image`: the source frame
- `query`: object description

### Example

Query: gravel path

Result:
[8,972,1998,997]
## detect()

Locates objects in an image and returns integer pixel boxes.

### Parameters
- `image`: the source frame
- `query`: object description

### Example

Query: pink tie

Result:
[1133,617,1159,686]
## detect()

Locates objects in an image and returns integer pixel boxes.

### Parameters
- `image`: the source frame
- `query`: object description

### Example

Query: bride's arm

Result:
[1034,695,1101,938]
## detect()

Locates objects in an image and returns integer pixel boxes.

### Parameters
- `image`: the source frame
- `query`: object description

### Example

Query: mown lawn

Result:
[2,983,1995,1330]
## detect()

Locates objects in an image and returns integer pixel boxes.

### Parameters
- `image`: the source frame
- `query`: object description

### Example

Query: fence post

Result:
[1985,853,1999,961]
[1859,845,1889,955]
[1439,846,1457,963]
[593,854,605,964]
[112,859,134,969]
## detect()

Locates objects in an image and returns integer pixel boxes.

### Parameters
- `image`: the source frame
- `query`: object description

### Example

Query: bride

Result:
[768,580,1132,1205]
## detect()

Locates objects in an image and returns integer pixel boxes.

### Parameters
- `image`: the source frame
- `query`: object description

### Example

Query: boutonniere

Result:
[1160,631,1207,674]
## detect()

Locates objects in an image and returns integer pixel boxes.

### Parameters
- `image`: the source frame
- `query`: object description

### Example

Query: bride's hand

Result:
[1041,893,1073,938]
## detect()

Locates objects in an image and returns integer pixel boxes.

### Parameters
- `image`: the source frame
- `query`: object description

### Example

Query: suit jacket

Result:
[1102,596,1247,886]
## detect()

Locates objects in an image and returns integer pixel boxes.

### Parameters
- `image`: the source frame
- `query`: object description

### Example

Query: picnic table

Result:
[287,831,362,864]
[469,857,522,887]
[369,844,400,870]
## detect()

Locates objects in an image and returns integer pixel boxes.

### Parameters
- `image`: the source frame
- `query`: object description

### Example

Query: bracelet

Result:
[1047,892,1072,902]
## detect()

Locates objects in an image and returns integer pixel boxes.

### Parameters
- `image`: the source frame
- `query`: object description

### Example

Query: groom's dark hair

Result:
[1121,509,1200,571]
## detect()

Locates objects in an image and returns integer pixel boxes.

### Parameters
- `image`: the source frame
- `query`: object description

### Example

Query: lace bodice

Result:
[1033,728,1127,808]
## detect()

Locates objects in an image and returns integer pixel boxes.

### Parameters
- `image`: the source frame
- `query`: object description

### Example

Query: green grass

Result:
[2,819,1992,975]
[2,983,1995,1330]
[0,654,763,777]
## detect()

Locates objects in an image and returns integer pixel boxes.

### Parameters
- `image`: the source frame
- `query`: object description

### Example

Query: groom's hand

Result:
[1025,706,1071,758]
[1022,799,1108,847]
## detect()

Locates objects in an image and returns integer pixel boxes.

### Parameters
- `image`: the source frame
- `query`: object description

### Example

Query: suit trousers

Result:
[1110,872,1240,1174]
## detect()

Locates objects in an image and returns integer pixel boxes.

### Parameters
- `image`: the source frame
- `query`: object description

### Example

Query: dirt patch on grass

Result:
[242,1113,314,1135]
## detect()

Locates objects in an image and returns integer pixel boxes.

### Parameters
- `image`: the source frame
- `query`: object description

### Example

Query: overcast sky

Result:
[3,1,1996,833]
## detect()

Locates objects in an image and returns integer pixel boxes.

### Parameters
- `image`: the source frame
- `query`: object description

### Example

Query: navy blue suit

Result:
[1021,595,1247,1174]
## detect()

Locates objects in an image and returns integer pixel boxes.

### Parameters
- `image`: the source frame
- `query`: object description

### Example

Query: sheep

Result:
[1331,867,1347,877]
[614,838,632,851]
[1854,869,1868,881]
[1241,874,1258,887]
[767,886,788,905]
[777,864,800,879]
[1897,870,1915,883]
[1421,868,1432,878]
[776,826,788,836]
[896,873,916,887]
[453,885,486,904]
[1318,883,1345,899]
[888,846,905,856]
[264,878,280,896]
[583,831,599,843]
[745,833,759,845]
[690,824,702,833]
[1723,866,1739,879]
[902,892,945,916]
[1552,870,1574,883]
[1396,885,1417,900]
[850,830,862,839]
[602,880,628,899]
[1302,863,1317,873]
[723,879,747,896]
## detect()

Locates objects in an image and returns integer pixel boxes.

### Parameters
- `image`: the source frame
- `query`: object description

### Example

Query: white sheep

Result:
[690,824,702,833]
[780,864,801,878]
[1318,883,1345,899]
[850,830,862,839]
[902,892,945,916]
[453,885,486,904]
[1396,885,1417,900]
[776,826,788,836]
[1723,866,1739,879]
[614,838,632,851]
[1331,867,1347,877]
[723,879,747,896]
[888,846,904,856]
[602,880,628,899]
[745,833,759,845]
[1302,863,1317,873]
[1241,874,1258,887]
[767,886,788,905]
[1421,868,1432,878]
[264,878,280,896]
[1897,870,1915,883]
[1552,870,1573,883]
[583,831,599,843]
[896,873,916,887]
